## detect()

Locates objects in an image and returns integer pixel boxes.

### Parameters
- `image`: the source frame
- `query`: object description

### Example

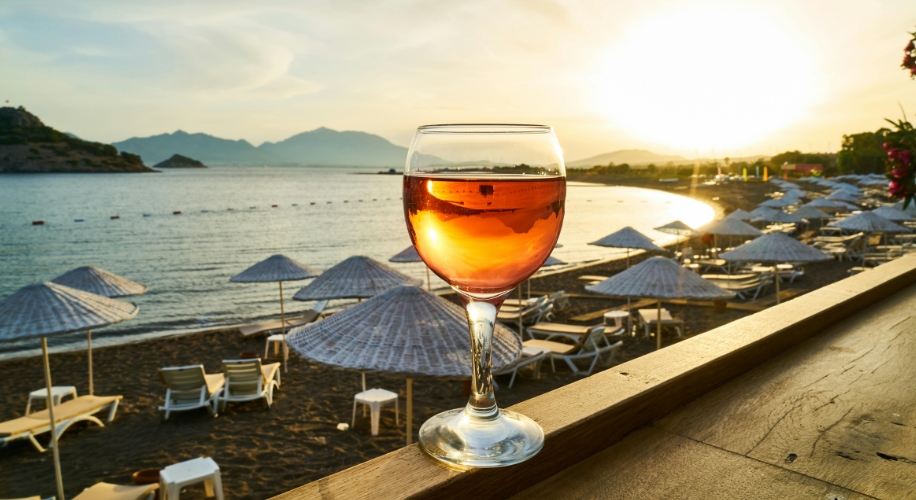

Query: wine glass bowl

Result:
[403,124,566,467]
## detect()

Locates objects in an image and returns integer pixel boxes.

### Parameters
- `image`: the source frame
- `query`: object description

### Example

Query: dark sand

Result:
[0,179,856,499]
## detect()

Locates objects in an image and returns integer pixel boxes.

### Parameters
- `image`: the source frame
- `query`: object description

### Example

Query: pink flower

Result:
[901,150,913,166]
[891,166,909,179]
[907,41,916,52]
[883,142,893,151]
[890,180,907,198]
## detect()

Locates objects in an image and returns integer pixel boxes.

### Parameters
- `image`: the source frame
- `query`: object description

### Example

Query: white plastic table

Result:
[159,457,224,500]
[603,310,630,330]
[26,386,77,415]
[352,388,398,436]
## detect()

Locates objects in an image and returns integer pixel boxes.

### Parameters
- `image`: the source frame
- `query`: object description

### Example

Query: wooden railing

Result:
[272,254,916,499]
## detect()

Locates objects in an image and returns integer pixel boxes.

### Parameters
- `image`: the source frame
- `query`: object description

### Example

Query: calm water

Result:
[0,167,713,359]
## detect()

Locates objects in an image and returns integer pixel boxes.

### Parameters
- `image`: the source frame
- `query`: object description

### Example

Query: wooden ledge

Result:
[272,254,916,500]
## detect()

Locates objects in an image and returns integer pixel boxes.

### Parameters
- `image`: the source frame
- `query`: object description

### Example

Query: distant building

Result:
[781,163,823,176]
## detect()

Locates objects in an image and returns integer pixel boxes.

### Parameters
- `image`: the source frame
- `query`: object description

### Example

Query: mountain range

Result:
[566,149,689,167]
[112,128,409,167]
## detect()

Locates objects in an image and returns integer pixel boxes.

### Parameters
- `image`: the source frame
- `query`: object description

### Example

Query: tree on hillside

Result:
[837,129,889,174]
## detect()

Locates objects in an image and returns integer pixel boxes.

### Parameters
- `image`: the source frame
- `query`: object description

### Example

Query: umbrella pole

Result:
[42,338,66,500]
[627,297,632,336]
[87,330,93,396]
[279,282,287,373]
[425,267,431,292]
[406,378,413,445]
[626,249,630,268]
[656,300,662,351]
[774,265,781,304]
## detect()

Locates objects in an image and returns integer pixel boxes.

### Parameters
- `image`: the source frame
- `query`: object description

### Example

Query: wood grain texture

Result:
[510,427,872,500]
[656,282,916,499]
[271,254,916,500]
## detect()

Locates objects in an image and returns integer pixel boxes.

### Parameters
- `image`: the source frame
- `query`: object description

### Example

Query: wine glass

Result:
[403,124,566,467]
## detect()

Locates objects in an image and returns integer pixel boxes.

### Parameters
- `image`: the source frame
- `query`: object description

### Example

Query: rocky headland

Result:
[153,154,208,169]
[0,107,154,173]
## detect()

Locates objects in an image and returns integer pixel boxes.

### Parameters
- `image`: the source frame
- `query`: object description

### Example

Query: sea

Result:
[0,167,714,359]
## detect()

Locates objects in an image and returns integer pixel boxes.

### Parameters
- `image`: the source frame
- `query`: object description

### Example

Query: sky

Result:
[1,0,915,161]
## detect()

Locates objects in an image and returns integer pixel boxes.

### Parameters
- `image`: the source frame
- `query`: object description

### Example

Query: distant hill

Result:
[259,127,408,167]
[0,107,154,173]
[567,149,689,167]
[113,130,271,165]
[113,127,408,167]
[153,154,207,169]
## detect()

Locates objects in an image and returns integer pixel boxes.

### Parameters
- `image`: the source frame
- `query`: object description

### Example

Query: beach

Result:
[0,178,861,499]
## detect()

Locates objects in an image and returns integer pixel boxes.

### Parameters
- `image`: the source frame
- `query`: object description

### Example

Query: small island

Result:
[0,106,154,173]
[153,154,208,169]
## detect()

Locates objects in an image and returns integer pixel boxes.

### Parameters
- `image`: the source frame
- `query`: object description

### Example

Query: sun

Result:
[595,6,817,151]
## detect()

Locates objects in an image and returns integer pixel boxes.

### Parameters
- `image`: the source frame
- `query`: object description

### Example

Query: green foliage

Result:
[837,129,889,174]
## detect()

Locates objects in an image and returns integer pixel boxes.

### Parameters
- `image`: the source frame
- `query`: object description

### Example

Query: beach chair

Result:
[0,395,122,452]
[242,299,329,338]
[218,359,281,411]
[158,365,225,421]
[496,346,549,388]
[713,276,772,300]
[264,300,329,356]
[73,482,158,500]
[637,308,685,339]
[523,326,622,376]
[527,321,622,347]
[497,296,549,330]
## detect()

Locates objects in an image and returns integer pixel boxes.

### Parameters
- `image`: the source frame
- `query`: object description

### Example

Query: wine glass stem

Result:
[464,300,499,419]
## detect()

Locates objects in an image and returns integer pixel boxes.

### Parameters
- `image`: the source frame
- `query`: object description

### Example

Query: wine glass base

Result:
[418,407,544,468]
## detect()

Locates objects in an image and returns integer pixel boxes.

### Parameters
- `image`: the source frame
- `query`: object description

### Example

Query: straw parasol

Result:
[0,283,138,500]
[751,210,804,225]
[389,245,432,291]
[826,192,859,204]
[541,255,566,267]
[759,197,799,208]
[720,233,830,304]
[804,198,846,212]
[287,286,520,444]
[749,206,778,218]
[655,220,694,234]
[893,200,916,216]
[589,226,665,267]
[871,205,913,222]
[231,255,321,371]
[694,218,763,259]
[723,209,754,221]
[791,206,832,221]
[293,256,422,302]
[829,212,911,233]
[585,257,734,350]
[51,266,146,395]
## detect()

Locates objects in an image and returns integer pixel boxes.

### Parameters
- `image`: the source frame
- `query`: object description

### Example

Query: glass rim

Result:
[416,124,552,134]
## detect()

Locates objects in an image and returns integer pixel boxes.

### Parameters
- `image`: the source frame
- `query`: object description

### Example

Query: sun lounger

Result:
[523,326,622,376]
[0,395,122,452]
[637,308,685,339]
[713,276,772,300]
[241,300,329,338]
[497,346,549,388]
[497,296,551,330]
[578,275,608,283]
[218,359,281,411]
[526,321,622,346]
[158,365,225,421]
[74,482,158,500]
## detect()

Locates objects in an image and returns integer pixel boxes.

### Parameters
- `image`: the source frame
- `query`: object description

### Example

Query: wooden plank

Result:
[569,299,655,322]
[655,281,916,499]
[511,427,872,500]
[270,254,916,500]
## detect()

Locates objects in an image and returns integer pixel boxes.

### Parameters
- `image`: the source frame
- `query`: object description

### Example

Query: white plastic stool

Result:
[351,388,398,436]
[264,334,286,359]
[159,457,224,500]
[26,386,77,415]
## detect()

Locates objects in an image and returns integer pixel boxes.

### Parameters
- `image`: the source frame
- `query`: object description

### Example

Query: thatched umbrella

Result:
[589,226,665,267]
[287,286,520,445]
[0,283,138,500]
[723,209,754,221]
[654,220,694,254]
[293,256,421,302]
[893,200,916,216]
[871,206,913,222]
[750,206,778,218]
[829,212,911,233]
[389,245,432,291]
[585,258,735,350]
[720,233,830,304]
[827,191,859,204]
[804,198,846,212]
[791,206,832,221]
[752,210,804,225]
[759,197,799,209]
[694,218,763,260]
[231,255,321,371]
[51,266,146,395]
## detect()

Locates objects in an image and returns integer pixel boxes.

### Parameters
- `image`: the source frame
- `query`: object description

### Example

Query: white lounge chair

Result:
[0,395,122,452]
[242,299,329,338]
[158,365,225,421]
[523,326,622,376]
[264,300,329,357]
[74,482,158,500]
[497,346,549,388]
[218,359,281,411]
